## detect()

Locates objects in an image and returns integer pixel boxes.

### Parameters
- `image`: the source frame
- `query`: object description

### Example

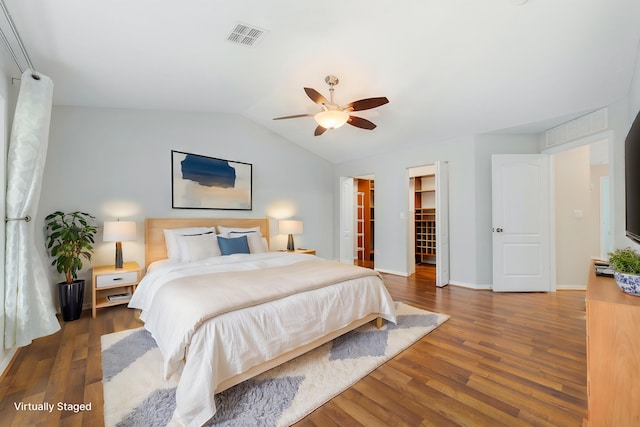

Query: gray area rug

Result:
[102,302,449,426]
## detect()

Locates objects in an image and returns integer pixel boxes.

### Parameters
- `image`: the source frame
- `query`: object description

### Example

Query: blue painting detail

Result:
[181,154,236,188]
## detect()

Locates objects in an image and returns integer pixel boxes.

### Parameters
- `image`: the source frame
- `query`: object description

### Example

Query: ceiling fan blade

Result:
[346,97,389,112]
[347,115,377,130]
[314,125,328,136]
[304,87,329,105]
[273,113,314,120]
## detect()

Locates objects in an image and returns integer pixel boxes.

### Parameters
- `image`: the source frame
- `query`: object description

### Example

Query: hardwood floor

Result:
[0,266,587,426]
[354,259,374,269]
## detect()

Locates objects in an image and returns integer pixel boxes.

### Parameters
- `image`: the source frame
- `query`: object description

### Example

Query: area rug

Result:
[101,302,449,427]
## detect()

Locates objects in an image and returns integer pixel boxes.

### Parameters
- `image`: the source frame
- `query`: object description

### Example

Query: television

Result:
[625,109,640,244]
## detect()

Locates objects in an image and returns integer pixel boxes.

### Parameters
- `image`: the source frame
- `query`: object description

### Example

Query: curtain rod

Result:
[0,0,38,79]
[5,215,31,222]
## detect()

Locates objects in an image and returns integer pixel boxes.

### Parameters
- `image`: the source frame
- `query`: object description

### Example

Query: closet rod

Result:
[0,0,38,78]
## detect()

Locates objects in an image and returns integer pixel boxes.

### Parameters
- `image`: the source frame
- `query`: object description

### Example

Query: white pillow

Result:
[163,227,216,260]
[228,231,269,254]
[260,237,270,253]
[217,226,261,238]
[176,233,221,262]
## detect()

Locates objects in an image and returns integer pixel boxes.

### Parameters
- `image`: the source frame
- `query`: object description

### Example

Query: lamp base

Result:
[287,234,295,251]
[115,241,123,269]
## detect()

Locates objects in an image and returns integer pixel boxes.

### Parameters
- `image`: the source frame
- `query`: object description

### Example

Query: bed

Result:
[128,218,397,427]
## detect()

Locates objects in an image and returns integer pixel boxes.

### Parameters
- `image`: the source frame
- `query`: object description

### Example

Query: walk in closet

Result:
[412,174,436,265]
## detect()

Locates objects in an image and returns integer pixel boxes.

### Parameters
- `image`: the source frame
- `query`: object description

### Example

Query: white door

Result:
[339,177,355,264]
[435,161,450,287]
[492,155,551,292]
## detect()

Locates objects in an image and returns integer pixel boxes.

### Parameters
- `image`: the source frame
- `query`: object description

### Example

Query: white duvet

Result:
[128,252,396,427]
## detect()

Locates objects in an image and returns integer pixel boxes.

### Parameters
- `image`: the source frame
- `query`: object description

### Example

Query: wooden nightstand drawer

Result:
[96,271,138,288]
[92,262,141,318]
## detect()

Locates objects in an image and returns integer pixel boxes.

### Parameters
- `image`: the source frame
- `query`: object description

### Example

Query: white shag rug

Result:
[102,302,449,427]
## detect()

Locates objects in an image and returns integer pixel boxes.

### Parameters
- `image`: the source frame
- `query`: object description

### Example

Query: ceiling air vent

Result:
[227,23,266,47]
[545,108,608,148]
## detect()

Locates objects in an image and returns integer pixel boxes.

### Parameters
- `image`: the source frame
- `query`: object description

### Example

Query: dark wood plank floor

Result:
[0,266,587,426]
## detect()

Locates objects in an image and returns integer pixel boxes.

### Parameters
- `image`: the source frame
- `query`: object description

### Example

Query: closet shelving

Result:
[414,175,436,264]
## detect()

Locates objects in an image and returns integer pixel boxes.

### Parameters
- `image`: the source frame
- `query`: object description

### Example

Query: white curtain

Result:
[4,69,59,349]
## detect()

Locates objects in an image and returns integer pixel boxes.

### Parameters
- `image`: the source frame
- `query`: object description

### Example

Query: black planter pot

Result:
[58,279,85,321]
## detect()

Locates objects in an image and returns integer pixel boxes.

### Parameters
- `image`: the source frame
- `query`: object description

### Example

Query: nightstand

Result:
[92,262,141,318]
[276,249,316,255]
[290,249,316,255]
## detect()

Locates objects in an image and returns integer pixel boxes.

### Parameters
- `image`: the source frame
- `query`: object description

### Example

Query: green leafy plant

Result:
[608,247,640,275]
[44,211,97,284]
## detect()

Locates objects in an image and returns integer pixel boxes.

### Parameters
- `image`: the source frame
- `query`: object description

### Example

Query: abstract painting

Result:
[171,150,252,210]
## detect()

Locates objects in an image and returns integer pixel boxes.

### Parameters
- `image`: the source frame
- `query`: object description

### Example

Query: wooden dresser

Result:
[584,262,640,426]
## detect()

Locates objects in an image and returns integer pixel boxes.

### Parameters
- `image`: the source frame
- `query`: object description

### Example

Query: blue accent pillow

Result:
[218,235,250,255]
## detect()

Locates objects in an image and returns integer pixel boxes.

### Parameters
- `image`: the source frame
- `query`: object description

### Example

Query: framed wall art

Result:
[171,150,252,210]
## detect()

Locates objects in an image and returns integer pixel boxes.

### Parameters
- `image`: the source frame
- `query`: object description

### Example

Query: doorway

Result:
[408,161,450,286]
[409,165,436,266]
[492,135,614,291]
[354,176,375,268]
[553,139,610,288]
[338,175,376,268]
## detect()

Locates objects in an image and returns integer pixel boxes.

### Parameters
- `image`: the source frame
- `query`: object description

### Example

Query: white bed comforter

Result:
[128,252,396,427]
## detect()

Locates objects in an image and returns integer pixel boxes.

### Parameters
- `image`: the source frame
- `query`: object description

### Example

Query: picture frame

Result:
[171,150,252,210]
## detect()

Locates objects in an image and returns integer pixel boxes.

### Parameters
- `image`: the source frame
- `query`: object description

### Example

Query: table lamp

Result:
[279,220,303,251]
[103,220,137,268]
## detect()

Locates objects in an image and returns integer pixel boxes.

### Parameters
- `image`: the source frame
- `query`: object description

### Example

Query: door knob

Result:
[493,227,503,233]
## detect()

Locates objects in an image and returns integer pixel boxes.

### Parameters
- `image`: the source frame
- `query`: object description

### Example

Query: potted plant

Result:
[608,247,640,296]
[44,211,97,321]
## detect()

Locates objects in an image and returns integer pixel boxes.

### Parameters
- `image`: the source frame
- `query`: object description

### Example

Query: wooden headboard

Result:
[145,217,270,269]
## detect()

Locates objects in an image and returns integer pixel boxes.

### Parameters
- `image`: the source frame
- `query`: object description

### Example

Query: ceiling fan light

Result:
[314,110,349,129]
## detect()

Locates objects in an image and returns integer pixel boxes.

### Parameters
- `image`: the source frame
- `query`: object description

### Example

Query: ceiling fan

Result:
[273,75,389,136]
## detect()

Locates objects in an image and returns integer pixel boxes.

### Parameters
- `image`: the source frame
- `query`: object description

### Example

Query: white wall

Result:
[590,163,609,259]
[335,97,640,289]
[334,133,538,287]
[335,136,473,279]
[605,99,634,251]
[37,106,335,305]
[620,42,640,252]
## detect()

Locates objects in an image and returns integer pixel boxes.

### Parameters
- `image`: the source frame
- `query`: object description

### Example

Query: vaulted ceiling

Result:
[4,0,640,163]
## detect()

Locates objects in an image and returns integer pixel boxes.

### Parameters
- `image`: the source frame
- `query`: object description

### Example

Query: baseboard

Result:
[375,268,410,277]
[448,280,492,290]
[556,284,587,290]
[449,282,585,291]
[371,274,492,289]
[0,347,18,380]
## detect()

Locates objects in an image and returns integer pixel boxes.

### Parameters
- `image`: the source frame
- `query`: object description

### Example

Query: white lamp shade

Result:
[279,220,303,235]
[314,110,349,129]
[103,221,137,242]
